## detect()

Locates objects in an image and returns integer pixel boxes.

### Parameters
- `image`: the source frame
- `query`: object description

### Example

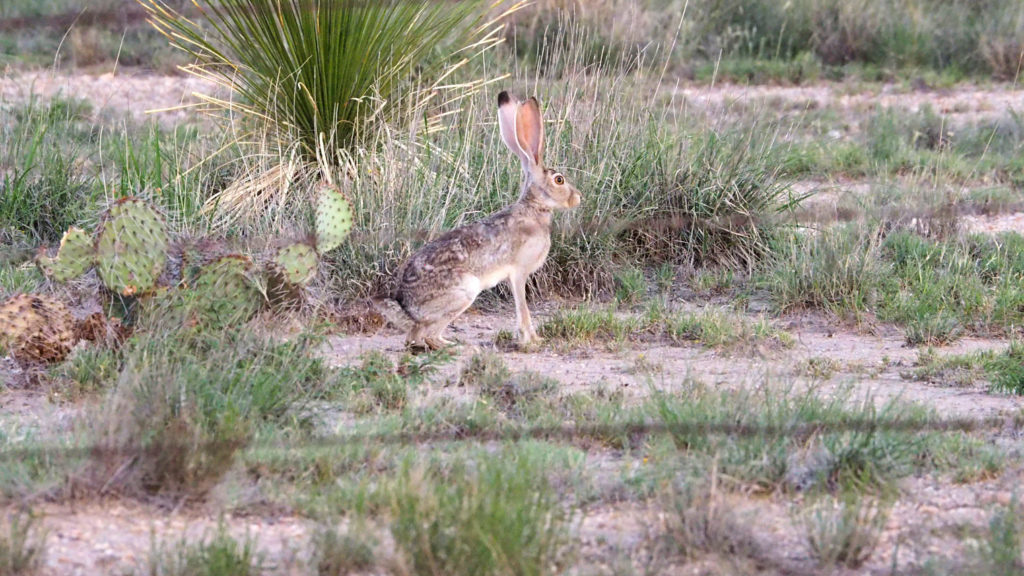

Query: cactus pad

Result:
[0,293,76,364]
[315,185,354,254]
[37,226,95,283]
[271,241,319,286]
[96,197,169,296]
[191,254,262,328]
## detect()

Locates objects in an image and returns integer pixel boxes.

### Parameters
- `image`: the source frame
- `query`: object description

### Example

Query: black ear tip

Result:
[497,91,511,107]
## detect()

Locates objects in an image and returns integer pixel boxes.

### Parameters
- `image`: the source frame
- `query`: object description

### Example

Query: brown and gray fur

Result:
[375,91,582,350]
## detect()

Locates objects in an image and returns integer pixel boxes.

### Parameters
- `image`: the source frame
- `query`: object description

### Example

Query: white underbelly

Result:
[461,266,512,300]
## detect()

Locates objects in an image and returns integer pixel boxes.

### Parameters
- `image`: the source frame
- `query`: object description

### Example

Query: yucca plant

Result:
[141,0,511,168]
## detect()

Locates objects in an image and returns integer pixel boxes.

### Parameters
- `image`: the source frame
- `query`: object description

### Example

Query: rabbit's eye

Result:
[553,174,565,185]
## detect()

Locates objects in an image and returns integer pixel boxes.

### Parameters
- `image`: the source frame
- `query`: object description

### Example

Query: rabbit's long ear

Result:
[497,91,533,169]
[515,97,544,167]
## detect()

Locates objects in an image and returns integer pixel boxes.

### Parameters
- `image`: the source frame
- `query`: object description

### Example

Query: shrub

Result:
[765,224,884,317]
[804,493,888,569]
[0,511,45,576]
[91,328,335,499]
[143,523,262,576]
[389,446,575,576]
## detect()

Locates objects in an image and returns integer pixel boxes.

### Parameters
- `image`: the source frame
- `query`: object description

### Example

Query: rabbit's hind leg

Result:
[421,293,475,350]
[405,323,428,350]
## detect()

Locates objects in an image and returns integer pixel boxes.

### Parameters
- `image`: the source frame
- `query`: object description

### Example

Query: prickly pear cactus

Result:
[95,197,169,296]
[271,241,319,286]
[315,185,354,254]
[191,254,262,328]
[37,226,95,283]
[0,293,76,364]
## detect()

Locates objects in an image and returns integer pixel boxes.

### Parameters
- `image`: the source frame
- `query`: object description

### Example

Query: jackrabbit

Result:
[376,91,582,350]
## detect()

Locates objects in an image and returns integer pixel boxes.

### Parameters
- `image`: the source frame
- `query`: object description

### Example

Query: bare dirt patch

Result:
[0,70,217,125]
[325,306,1023,420]
[673,83,1024,125]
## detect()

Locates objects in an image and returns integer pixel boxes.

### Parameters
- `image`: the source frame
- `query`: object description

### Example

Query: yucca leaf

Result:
[141,0,499,163]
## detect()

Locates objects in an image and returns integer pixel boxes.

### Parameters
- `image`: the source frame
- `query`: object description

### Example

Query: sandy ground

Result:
[326,306,1023,420]
[0,69,218,125]
[2,69,1021,126]
[672,82,1024,124]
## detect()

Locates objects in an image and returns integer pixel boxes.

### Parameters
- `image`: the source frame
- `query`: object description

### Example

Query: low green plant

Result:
[92,328,336,498]
[0,511,45,576]
[987,341,1024,395]
[905,343,1024,395]
[799,357,842,381]
[804,493,889,569]
[311,522,376,576]
[659,472,760,564]
[650,383,929,493]
[338,350,449,413]
[539,305,790,351]
[53,346,121,398]
[666,308,792,350]
[918,432,1005,484]
[614,267,647,306]
[0,96,97,243]
[142,522,262,576]
[389,445,576,576]
[981,496,1024,576]
[903,348,988,388]
[654,263,676,294]
[539,307,647,346]
[765,223,883,317]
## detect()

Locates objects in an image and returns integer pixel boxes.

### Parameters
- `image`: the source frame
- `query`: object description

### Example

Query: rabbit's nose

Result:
[569,190,582,208]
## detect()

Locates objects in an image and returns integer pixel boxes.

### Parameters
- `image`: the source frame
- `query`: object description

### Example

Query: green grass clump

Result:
[337,350,450,414]
[665,308,793,349]
[0,96,97,243]
[0,94,225,245]
[981,497,1024,576]
[0,511,45,575]
[613,266,647,306]
[767,227,1024,342]
[539,305,791,351]
[880,232,1024,343]
[92,327,338,498]
[804,493,888,569]
[649,382,930,493]
[52,345,121,399]
[459,353,558,420]
[539,307,648,346]
[904,343,1024,395]
[143,523,261,576]
[764,224,883,318]
[986,342,1024,395]
[905,348,988,388]
[311,522,377,576]
[658,474,761,564]
[389,445,576,576]
[640,132,805,271]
